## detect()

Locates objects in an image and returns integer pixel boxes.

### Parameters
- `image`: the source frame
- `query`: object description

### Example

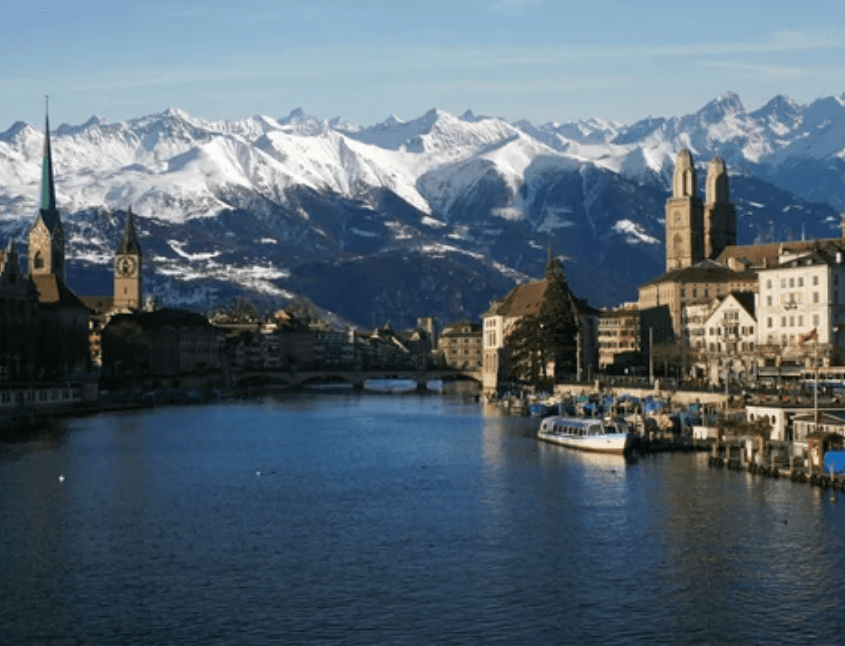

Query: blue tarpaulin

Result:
[643,397,667,414]
[824,451,845,475]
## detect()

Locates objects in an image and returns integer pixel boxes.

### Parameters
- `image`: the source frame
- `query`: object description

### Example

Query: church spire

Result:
[117,207,142,256]
[39,96,58,231]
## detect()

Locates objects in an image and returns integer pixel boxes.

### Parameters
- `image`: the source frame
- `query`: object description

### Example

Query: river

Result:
[2,389,844,645]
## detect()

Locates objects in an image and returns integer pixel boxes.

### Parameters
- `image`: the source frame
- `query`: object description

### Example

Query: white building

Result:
[702,292,757,384]
[756,242,845,363]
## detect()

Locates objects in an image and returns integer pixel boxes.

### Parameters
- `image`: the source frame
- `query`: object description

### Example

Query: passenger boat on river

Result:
[537,416,635,455]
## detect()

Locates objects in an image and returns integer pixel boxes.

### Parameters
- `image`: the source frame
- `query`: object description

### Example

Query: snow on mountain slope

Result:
[348,108,521,155]
[0,92,844,324]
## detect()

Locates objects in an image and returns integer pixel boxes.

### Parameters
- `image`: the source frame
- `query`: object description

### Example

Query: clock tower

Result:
[113,208,142,310]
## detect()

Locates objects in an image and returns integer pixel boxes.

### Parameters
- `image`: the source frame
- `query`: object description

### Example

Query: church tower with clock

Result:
[113,208,142,310]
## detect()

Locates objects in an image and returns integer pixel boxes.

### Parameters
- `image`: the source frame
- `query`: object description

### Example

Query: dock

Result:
[706,439,845,491]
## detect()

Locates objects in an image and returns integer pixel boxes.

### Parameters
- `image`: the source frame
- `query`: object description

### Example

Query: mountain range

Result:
[0,91,843,328]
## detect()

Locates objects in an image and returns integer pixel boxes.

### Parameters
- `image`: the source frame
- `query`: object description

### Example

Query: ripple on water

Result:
[2,398,845,645]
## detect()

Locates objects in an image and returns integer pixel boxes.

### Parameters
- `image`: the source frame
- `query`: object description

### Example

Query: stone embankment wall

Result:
[554,381,730,408]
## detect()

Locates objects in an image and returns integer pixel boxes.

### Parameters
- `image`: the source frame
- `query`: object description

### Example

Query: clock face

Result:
[117,256,136,277]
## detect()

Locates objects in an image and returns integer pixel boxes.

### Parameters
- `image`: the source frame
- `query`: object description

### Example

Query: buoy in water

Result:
[58,475,64,483]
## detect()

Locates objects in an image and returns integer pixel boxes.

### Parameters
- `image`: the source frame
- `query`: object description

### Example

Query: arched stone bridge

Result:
[232,369,482,390]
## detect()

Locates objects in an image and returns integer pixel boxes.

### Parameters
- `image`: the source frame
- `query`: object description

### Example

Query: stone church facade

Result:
[639,149,749,354]
[26,112,90,377]
[664,150,737,272]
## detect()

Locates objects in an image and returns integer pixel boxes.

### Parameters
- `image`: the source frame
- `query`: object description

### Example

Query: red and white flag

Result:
[801,328,818,344]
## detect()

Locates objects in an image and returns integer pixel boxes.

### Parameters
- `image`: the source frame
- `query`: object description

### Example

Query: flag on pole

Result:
[801,328,818,344]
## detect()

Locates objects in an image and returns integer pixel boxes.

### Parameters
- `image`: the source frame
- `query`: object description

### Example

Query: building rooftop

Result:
[640,259,757,288]
[716,238,845,270]
[32,274,89,311]
[488,279,596,318]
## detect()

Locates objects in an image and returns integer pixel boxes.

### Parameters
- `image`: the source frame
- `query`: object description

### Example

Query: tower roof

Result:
[38,107,60,232]
[117,207,142,256]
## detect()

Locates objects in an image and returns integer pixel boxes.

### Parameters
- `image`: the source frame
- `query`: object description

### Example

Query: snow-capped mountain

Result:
[0,92,842,327]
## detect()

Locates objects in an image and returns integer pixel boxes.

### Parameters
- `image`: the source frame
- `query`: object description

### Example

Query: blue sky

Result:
[2,0,845,129]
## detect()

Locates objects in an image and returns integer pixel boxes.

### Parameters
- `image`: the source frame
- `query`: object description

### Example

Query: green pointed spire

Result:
[117,207,142,256]
[39,98,59,231]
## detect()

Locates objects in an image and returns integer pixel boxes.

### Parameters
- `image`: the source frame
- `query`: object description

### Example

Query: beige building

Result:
[638,260,757,347]
[640,146,845,386]
[597,304,640,370]
[701,292,757,384]
[665,151,736,272]
[439,320,482,370]
[639,149,753,362]
[756,242,845,357]
[482,280,597,393]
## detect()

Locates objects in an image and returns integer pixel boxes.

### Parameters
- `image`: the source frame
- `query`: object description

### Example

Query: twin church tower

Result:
[665,149,736,271]
[27,109,143,311]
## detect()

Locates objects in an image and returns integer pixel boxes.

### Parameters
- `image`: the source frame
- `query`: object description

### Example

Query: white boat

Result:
[537,416,635,455]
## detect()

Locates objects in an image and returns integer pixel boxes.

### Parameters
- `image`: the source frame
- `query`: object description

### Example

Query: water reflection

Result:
[3,397,845,644]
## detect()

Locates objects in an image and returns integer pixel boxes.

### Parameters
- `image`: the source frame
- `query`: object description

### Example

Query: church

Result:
[24,111,91,378]
[636,147,845,382]
[0,107,146,379]
[638,149,758,350]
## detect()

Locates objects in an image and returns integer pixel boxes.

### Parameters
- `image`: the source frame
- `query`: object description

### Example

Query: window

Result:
[813,275,819,286]
[781,317,786,327]
[799,316,803,327]
[799,277,804,287]
[767,317,773,328]
[767,279,772,289]
[767,296,772,306]
[814,315,819,326]
[814,292,819,303]
[789,277,795,288]
[781,279,786,288]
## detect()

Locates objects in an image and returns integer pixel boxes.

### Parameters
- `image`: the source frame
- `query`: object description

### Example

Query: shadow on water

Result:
[4,393,845,645]
[0,419,71,459]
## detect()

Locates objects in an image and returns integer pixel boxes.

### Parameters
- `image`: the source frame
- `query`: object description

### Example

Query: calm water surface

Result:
[2,392,845,645]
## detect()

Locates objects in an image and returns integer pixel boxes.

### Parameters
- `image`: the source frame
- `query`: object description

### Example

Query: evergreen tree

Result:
[505,314,543,384]
[538,254,580,378]
[504,252,581,385]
